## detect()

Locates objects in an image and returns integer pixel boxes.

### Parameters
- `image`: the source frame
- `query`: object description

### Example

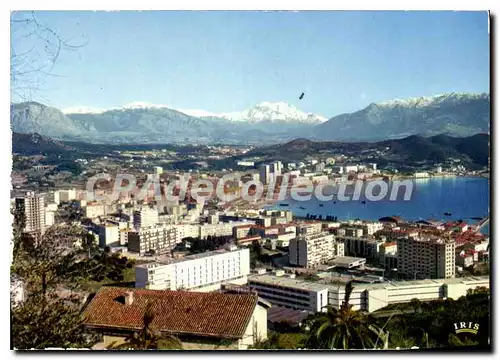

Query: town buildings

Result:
[128,225,177,255]
[133,207,159,230]
[248,272,489,313]
[135,246,250,291]
[15,192,46,233]
[289,224,343,268]
[83,287,269,350]
[397,235,455,279]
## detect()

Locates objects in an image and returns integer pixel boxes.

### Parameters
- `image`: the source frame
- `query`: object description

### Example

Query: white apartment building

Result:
[98,224,120,248]
[364,222,384,235]
[248,273,489,313]
[133,207,159,230]
[85,203,107,219]
[175,224,201,240]
[46,203,58,212]
[15,193,45,233]
[271,161,282,176]
[342,236,384,259]
[198,221,254,239]
[45,210,55,227]
[154,166,163,175]
[259,164,271,185]
[289,232,336,268]
[296,222,323,235]
[249,273,329,312]
[414,172,430,178]
[135,246,250,291]
[397,236,455,279]
[128,225,177,255]
[59,188,77,202]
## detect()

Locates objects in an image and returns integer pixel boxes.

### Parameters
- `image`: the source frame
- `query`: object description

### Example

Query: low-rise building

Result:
[98,224,120,248]
[83,287,269,350]
[248,273,489,313]
[85,203,107,219]
[249,273,329,312]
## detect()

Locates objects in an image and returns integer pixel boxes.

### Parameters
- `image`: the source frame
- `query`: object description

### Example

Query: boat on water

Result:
[319,204,324,207]
[279,203,289,207]
[444,212,452,216]
[361,201,366,204]
[299,206,306,210]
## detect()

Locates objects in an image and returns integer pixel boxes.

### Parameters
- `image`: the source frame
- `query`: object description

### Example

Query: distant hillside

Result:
[243,133,490,168]
[11,132,75,155]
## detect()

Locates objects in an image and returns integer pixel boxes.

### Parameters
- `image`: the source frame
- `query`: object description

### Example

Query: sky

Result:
[10,10,490,117]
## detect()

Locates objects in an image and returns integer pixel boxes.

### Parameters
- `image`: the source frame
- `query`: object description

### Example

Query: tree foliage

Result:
[11,293,98,349]
[303,281,383,349]
[378,291,490,349]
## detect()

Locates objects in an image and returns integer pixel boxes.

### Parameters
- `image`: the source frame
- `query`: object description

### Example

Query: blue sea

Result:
[267,177,490,224]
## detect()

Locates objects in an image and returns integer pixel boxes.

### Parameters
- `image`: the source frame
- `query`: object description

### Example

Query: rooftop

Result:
[328,256,366,267]
[82,287,258,339]
[136,247,247,268]
[249,274,329,292]
[248,273,489,293]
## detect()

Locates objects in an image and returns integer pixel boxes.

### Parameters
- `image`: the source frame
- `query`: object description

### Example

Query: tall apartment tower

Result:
[271,161,282,176]
[133,207,159,230]
[289,224,338,268]
[259,164,270,185]
[15,192,46,233]
[397,236,455,279]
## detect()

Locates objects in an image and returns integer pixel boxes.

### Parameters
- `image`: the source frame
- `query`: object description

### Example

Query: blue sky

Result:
[10,11,489,117]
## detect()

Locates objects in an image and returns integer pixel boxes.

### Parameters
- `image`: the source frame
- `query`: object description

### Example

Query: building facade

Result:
[15,193,46,233]
[397,236,456,279]
[289,232,336,268]
[135,246,250,291]
[128,225,177,255]
[248,273,489,313]
[133,207,159,230]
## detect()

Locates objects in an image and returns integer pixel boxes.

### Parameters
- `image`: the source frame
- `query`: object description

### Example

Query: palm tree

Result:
[109,302,183,350]
[305,281,379,349]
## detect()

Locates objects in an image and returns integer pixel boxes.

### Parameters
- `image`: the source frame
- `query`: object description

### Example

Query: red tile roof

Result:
[83,287,258,339]
[381,242,397,247]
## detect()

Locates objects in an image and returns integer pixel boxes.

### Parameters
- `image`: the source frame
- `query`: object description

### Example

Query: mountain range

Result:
[11,93,490,144]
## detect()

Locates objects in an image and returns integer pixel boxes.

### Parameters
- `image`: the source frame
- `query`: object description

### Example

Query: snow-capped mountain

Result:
[13,93,489,144]
[215,102,327,123]
[62,101,327,124]
[375,92,489,109]
[315,92,490,141]
[62,101,173,115]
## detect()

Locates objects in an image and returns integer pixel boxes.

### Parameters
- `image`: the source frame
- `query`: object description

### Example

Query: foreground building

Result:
[83,287,269,350]
[135,246,250,291]
[248,272,489,313]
